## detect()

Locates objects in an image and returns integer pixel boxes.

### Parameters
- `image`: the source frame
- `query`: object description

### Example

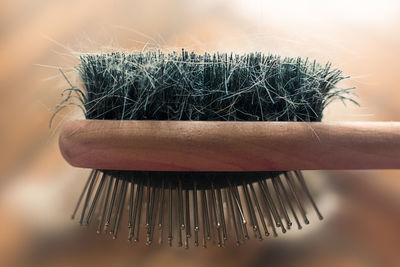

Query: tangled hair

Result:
[72,49,355,122]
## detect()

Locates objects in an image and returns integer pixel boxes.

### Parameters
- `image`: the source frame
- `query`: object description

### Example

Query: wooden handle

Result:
[59,120,400,171]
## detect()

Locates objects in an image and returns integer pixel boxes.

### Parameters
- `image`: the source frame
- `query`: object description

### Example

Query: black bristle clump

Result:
[77,50,352,122]
[102,170,284,189]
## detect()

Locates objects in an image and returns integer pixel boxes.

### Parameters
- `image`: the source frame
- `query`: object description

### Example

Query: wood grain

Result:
[59,120,400,171]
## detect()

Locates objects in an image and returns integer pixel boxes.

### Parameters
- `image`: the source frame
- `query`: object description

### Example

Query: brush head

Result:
[72,50,352,188]
[64,50,353,247]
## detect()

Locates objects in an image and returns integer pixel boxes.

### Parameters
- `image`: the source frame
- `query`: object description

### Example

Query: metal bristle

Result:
[72,171,323,248]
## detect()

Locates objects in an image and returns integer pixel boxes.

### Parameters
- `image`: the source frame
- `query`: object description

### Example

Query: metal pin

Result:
[185,189,191,239]
[145,177,151,229]
[210,183,222,247]
[147,187,159,245]
[85,172,106,225]
[210,183,220,228]
[242,181,262,240]
[249,183,269,237]
[272,177,292,229]
[193,181,199,247]
[177,188,183,247]
[105,177,119,228]
[295,171,323,220]
[168,181,173,247]
[71,170,93,219]
[203,190,212,241]
[158,178,165,229]
[227,187,241,246]
[79,170,98,225]
[96,178,107,228]
[201,201,207,249]
[134,178,144,242]
[256,179,277,237]
[227,181,245,224]
[128,178,134,229]
[110,179,126,235]
[147,183,156,233]
[230,182,249,240]
[234,184,250,242]
[184,194,190,250]
[158,178,165,245]
[97,176,113,234]
[229,187,245,242]
[260,179,286,233]
[276,176,302,230]
[284,172,309,224]
[129,178,142,241]
[242,182,256,232]
[201,189,210,248]
[215,220,223,247]
[261,180,283,227]
[184,235,189,249]
[178,180,185,230]
[113,179,127,239]
[216,186,227,241]
[260,180,282,227]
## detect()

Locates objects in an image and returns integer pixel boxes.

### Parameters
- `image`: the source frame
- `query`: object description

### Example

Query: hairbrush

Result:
[57,50,400,248]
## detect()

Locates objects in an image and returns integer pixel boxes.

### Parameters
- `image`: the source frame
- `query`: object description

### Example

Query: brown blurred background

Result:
[1,0,399,266]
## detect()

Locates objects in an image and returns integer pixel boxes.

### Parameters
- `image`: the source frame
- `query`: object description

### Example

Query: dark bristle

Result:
[74,50,354,122]
[64,50,356,247]
[101,171,284,190]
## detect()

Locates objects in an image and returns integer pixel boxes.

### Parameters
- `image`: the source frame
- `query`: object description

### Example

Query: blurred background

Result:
[1,0,399,266]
